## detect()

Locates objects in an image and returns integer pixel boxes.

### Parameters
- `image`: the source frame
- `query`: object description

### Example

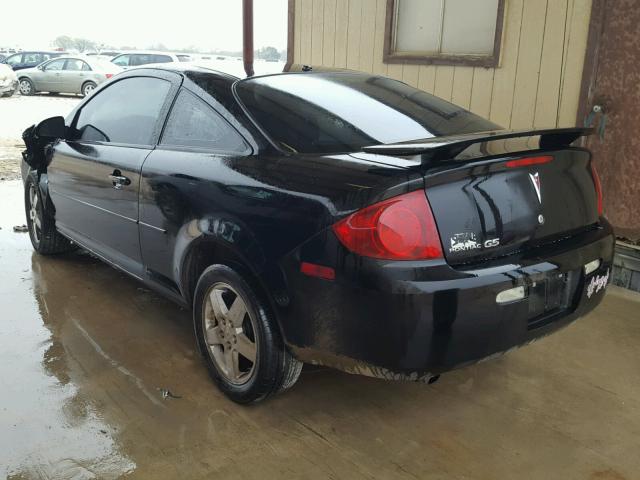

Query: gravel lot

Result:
[0,94,80,180]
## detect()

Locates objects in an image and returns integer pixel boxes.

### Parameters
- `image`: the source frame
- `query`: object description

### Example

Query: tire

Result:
[193,264,303,404]
[24,174,76,255]
[82,81,97,97]
[19,78,35,96]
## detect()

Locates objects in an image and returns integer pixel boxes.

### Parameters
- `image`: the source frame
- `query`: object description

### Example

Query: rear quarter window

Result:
[161,90,248,152]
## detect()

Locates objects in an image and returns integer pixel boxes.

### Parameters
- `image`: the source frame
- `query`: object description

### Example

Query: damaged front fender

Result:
[22,116,66,171]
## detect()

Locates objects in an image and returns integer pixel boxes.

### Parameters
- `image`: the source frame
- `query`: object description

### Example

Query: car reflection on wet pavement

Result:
[1,179,640,479]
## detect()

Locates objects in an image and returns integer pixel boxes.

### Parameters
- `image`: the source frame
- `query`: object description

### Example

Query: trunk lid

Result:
[424,149,599,264]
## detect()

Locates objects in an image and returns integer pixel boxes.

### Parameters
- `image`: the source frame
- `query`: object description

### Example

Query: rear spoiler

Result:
[362,127,593,160]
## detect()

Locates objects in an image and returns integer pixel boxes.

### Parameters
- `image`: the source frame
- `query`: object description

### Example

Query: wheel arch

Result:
[81,80,97,93]
[178,236,290,337]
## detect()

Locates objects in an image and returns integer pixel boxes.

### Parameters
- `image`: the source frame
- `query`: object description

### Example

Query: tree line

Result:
[53,36,285,61]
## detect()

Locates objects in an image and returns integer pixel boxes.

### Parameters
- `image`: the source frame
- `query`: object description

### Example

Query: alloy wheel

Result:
[28,184,41,244]
[19,80,31,95]
[83,83,95,96]
[202,282,258,385]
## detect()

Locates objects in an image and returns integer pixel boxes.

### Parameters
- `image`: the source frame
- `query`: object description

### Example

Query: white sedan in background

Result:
[0,63,18,97]
[16,56,122,97]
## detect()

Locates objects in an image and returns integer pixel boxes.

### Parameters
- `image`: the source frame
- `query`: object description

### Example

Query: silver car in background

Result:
[16,56,122,97]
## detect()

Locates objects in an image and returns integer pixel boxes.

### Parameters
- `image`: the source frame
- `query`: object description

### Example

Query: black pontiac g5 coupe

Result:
[21,65,614,403]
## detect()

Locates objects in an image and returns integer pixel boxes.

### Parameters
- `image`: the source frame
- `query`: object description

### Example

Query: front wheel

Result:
[82,81,97,97]
[25,174,76,255]
[19,78,34,96]
[193,265,302,403]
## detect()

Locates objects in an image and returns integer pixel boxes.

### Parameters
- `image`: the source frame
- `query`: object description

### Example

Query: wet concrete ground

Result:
[1,178,639,479]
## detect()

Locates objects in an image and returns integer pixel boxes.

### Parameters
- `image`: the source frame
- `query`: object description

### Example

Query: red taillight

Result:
[591,162,604,216]
[505,155,553,168]
[332,190,443,260]
[105,73,114,79]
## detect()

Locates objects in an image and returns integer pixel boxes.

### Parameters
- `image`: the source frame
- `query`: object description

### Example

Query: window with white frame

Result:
[384,0,504,67]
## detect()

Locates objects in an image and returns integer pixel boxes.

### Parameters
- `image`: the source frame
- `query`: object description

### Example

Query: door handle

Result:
[108,170,131,190]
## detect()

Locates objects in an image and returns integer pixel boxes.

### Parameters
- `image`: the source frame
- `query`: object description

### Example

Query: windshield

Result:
[235,72,500,154]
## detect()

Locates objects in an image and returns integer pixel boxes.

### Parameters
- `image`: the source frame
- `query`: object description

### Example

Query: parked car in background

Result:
[21,66,613,404]
[111,51,180,68]
[16,56,122,96]
[1,51,65,71]
[176,54,192,62]
[0,64,18,97]
[0,53,6,62]
[87,51,120,58]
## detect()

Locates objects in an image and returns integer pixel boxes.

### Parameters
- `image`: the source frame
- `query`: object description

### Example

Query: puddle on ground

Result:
[0,181,136,478]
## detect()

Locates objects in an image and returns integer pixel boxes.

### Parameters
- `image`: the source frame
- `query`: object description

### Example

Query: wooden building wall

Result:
[292,0,593,129]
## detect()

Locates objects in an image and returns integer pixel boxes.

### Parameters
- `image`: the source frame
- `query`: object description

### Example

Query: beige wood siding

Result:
[293,0,592,129]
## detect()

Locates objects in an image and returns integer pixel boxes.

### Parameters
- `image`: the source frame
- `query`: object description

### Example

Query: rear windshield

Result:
[235,72,500,154]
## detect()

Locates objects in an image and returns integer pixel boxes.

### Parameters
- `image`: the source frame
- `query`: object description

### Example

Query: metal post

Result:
[243,0,254,77]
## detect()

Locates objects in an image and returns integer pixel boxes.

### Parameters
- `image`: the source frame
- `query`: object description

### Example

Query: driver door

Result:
[34,58,66,92]
[47,73,179,275]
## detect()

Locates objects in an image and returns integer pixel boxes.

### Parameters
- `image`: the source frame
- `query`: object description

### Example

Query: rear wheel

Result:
[19,78,34,96]
[82,81,97,97]
[193,265,302,403]
[25,174,76,255]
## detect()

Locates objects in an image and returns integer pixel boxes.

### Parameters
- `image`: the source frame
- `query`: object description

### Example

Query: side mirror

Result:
[37,65,45,70]
[35,116,66,139]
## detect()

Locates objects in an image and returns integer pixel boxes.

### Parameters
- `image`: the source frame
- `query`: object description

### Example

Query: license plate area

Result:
[527,270,579,330]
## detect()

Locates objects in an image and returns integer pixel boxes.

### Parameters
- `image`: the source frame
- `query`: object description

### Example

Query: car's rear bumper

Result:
[278,221,615,380]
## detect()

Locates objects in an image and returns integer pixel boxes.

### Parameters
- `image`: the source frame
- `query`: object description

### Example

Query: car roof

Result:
[20,51,65,54]
[45,55,114,65]
[128,63,241,80]
[115,51,178,56]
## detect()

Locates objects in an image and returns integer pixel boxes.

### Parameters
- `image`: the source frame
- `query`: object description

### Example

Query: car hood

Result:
[15,67,38,76]
[0,65,17,81]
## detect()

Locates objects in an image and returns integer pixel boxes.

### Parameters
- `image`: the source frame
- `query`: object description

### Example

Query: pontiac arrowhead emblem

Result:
[529,172,542,204]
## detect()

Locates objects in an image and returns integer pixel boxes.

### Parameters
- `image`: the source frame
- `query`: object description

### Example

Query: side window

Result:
[23,53,41,64]
[129,54,150,66]
[6,54,22,66]
[44,59,66,71]
[65,59,90,71]
[74,77,171,145]
[41,53,53,61]
[112,55,129,67]
[152,55,172,63]
[161,90,248,152]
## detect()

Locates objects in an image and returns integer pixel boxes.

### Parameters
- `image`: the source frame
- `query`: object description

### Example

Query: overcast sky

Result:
[0,0,288,52]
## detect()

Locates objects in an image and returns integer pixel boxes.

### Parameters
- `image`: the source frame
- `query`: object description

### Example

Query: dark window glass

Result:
[74,77,171,145]
[6,54,22,66]
[177,55,191,62]
[64,59,90,71]
[151,55,172,63]
[128,55,147,66]
[112,54,129,67]
[161,90,247,152]
[235,73,501,154]
[44,59,66,71]
[23,53,40,64]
